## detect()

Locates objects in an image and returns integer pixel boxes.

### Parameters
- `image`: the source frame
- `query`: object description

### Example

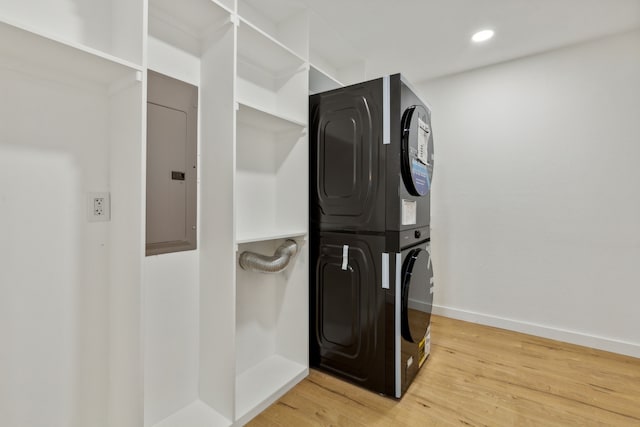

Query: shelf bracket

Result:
[109,70,142,95]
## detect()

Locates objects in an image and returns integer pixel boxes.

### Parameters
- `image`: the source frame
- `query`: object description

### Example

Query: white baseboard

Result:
[429,303,640,359]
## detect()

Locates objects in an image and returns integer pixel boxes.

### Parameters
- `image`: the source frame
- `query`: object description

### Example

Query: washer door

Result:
[401,105,433,197]
[401,246,433,343]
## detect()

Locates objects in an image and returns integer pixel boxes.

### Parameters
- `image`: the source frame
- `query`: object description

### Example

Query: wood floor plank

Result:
[249,316,640,426]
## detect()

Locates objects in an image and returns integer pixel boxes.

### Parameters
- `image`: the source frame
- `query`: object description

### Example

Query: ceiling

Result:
[299,0,640,84]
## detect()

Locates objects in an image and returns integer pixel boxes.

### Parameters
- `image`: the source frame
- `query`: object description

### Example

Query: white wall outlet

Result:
[88,192,110,222]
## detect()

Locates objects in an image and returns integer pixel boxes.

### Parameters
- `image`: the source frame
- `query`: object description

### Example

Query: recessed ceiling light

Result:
[471,29,495,43]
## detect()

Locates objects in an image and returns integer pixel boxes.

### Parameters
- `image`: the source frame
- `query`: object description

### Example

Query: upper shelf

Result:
[237,0,308,59]
[148,0,233,57]
[0,17,142,87]
[149,0,232,39]
[237,101,306,132]
[0,2,143,65]
[309,65,343,95]
[237,17,306,77]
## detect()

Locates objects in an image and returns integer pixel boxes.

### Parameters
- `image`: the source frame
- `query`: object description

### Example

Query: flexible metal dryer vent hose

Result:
[238,239,298,273]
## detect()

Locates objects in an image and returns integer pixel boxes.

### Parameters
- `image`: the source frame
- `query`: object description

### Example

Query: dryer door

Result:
[400,246,433,343]
[401,105,433,197]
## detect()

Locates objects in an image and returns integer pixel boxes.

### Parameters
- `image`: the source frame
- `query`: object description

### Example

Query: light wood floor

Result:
[249,315,640,426]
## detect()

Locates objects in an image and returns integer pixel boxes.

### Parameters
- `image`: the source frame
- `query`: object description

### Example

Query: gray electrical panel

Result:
[146,70,198,256]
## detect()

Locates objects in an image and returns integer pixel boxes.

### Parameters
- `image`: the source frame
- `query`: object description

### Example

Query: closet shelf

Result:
[235,355,308,425]
[152,400,231,427]
[237,101,307,132]
[0,17,142,85]
[236,230,307,245]
[309,63,343,94]
[237,17,306,77]
[149,0,232,41]
[238,16,306,64]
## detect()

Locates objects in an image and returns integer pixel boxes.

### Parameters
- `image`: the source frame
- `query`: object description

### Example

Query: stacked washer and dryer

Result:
[309,74,435,398]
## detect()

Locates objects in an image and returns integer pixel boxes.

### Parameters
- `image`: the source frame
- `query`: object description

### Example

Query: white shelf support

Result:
[109,70,143,95]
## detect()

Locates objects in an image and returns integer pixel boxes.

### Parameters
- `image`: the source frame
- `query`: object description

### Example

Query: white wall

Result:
[418,30,640,357]
[0,65,110,427]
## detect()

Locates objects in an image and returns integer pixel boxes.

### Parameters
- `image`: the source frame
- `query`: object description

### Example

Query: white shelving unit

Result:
[1,1,365,425]
[235,238,309,424]
[236,20,307,123]
[145,0,235,426]
[0,6,144,427]
[233,1,309,423]
[145,0,310,425]
[235,102,307,243]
